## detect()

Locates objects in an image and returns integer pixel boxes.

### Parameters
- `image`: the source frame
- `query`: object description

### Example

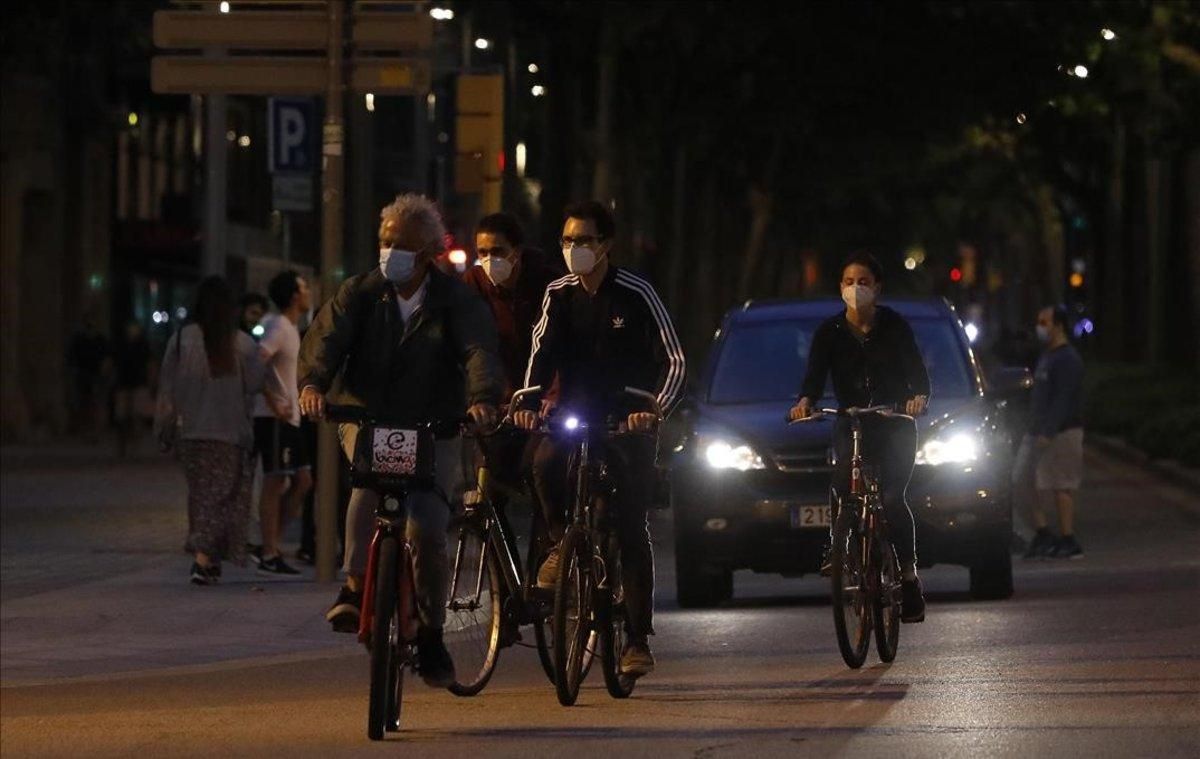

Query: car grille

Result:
[773,451,833,473]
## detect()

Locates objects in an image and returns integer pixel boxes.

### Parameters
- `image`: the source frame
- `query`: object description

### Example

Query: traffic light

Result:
[455,74,503,214]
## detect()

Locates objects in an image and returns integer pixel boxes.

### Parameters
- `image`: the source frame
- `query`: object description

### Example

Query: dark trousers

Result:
[833,415,918,568]
[532,434,656,637]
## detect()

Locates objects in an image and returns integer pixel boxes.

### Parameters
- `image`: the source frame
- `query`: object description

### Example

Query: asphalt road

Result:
[2,442,1198,758]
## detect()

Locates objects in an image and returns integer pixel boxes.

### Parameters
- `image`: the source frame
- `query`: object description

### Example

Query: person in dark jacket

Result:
[789,251,931,623]
[513,201,687,680]
[298,193,503,688]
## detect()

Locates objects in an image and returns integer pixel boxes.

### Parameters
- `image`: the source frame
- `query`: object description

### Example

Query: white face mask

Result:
[563,246,598,275]
[380,247,418,283]
[1036,325,1051,343]
[481,256,513,287]
[841,284,876,311]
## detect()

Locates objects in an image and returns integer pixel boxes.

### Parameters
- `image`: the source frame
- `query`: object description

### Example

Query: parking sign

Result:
[268,97,315,174]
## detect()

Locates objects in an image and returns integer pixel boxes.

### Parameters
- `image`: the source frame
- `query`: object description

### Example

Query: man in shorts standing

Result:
[253,271,314,575]
[1016,305,1086,560]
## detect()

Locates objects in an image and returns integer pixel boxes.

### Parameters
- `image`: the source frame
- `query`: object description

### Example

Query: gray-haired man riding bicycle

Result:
[299,194,503,687]
[788,251,930,623]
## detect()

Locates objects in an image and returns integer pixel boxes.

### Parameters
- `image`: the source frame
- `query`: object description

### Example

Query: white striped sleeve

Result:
[523,274,578,390]
[615,270,687,415]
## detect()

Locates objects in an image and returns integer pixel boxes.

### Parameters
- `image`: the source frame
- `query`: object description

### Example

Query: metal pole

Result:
[316,0,347,584]
[202,86,227,275]
[282,212,291,265]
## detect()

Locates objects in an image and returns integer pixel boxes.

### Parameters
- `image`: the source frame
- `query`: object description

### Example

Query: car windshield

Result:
[708,316,975,405]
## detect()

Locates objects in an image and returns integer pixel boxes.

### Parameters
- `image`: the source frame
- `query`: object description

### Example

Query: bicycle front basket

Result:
[351,424,436,483]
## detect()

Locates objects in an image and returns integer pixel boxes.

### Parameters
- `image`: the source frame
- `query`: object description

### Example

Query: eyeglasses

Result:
[560,235,604,248]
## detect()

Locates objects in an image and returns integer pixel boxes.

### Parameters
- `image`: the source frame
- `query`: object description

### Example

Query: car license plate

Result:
[790,505,831,529]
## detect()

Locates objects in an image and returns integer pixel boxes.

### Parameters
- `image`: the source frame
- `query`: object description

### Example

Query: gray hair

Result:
[379,193,446,252]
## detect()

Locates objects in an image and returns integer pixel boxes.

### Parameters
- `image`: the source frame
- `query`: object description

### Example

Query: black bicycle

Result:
[793,405,912,668]
[324,404,462,740]
[443,388,559,696]
[548,387,662,706]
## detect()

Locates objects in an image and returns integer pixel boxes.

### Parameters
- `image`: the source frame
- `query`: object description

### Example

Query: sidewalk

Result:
[1,440,357,686]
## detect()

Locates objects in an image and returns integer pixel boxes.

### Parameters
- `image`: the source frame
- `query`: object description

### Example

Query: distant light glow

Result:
[1016,112,1027,125]
[448,249,468,271]
[964,322,980,343]
[475,37,490,50]
[516,141,527,177]
[237,135,250,147]
[127,112,138,127]
[219,1,230,13]
[252,324,266,337]
[950,267,963,283]
[226,130,237,142]
[152,311,170,325]
[1074,318,1095,337]
[175,307,188,320]
[1069,272,1084,288]
[564,416,580,431]
[528,63,539,74]
[89,274,104,290]
[1073,65,1089,79]
[1101,28,1117,41]
[430,7,455,21]
[365,93,375,112]
[531,85,546,97]
[904,257,918,271]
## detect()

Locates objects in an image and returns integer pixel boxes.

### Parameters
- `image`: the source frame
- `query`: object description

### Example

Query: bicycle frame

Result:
[359,494,419,647]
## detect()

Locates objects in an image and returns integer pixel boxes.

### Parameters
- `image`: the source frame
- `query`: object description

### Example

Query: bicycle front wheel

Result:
[552,526,593,706]
[872,533,901,663]
[368,536,400,741]
[830,505,871,668]
[445,523,503,697]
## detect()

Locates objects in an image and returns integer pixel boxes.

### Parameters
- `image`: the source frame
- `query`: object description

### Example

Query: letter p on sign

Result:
[269,97,315,174]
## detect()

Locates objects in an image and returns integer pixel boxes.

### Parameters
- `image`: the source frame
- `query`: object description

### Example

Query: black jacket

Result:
[298,267,503,423]
[800,305,931,409]
[523,266,686,418]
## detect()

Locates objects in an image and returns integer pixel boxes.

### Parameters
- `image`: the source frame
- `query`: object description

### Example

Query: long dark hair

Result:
[193,276,236,377]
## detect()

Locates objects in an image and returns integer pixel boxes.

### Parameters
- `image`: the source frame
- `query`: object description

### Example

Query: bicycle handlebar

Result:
[323,404,471,435]
[787,404,914,425]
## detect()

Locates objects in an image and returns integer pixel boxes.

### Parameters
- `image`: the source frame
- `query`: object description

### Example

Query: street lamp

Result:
[528,63,539,74]
[219,1,230,13]
[1073,65,1089,79]
[1101,28,1117,41]
[431,7,455,21]
[531,85,546,97]
[475,37,491,50]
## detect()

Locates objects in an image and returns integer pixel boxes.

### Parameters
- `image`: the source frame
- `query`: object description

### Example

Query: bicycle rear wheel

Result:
[446,522,502,697]
[830,505,871,669]
[872,534,901,663]
[600,537,635,699]
[368,537,400,741]
[552,526,593,706]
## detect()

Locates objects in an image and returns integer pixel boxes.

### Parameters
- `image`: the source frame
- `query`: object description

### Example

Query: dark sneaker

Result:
[417,627,456,688]
[325,586,361,633]
[619,638,656,678]
[819,544,833,577]
[1023,529,1057,560]
[536,547,561,589]
[190,563,214,586]
[258,555,301,576]
[1052,535,1084,559]
[246,544,263,566]
[296,548,315,566]
[900,578,926,623]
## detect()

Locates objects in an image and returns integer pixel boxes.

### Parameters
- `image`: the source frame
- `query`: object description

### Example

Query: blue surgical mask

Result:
[380,247,418,283]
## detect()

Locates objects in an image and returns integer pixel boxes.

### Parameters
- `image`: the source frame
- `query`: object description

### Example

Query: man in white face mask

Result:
[298,194,503,688]
[789,252,931,623]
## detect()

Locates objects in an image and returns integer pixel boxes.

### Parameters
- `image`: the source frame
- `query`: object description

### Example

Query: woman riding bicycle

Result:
[788,251,930,623]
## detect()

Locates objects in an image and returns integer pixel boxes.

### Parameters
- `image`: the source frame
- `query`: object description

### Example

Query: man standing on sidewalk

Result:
[1016,305,1086,559]
[252,271,313,575]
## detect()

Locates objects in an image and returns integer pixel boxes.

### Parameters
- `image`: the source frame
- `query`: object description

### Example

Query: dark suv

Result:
[668,297,1030,607]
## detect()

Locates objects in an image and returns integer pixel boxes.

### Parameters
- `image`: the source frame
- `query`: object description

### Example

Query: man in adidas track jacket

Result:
[513,200,686,679]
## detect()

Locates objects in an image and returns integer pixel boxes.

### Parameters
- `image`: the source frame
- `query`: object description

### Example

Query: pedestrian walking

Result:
[1015,305,1086,560]
[155,276,275,585]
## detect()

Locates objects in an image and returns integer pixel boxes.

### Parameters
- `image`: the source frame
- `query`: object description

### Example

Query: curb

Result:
[1086,434,1200,493]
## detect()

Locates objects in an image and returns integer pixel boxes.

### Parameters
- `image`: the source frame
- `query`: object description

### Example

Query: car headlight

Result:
[696,434,765,471]
[916,433,978,466]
